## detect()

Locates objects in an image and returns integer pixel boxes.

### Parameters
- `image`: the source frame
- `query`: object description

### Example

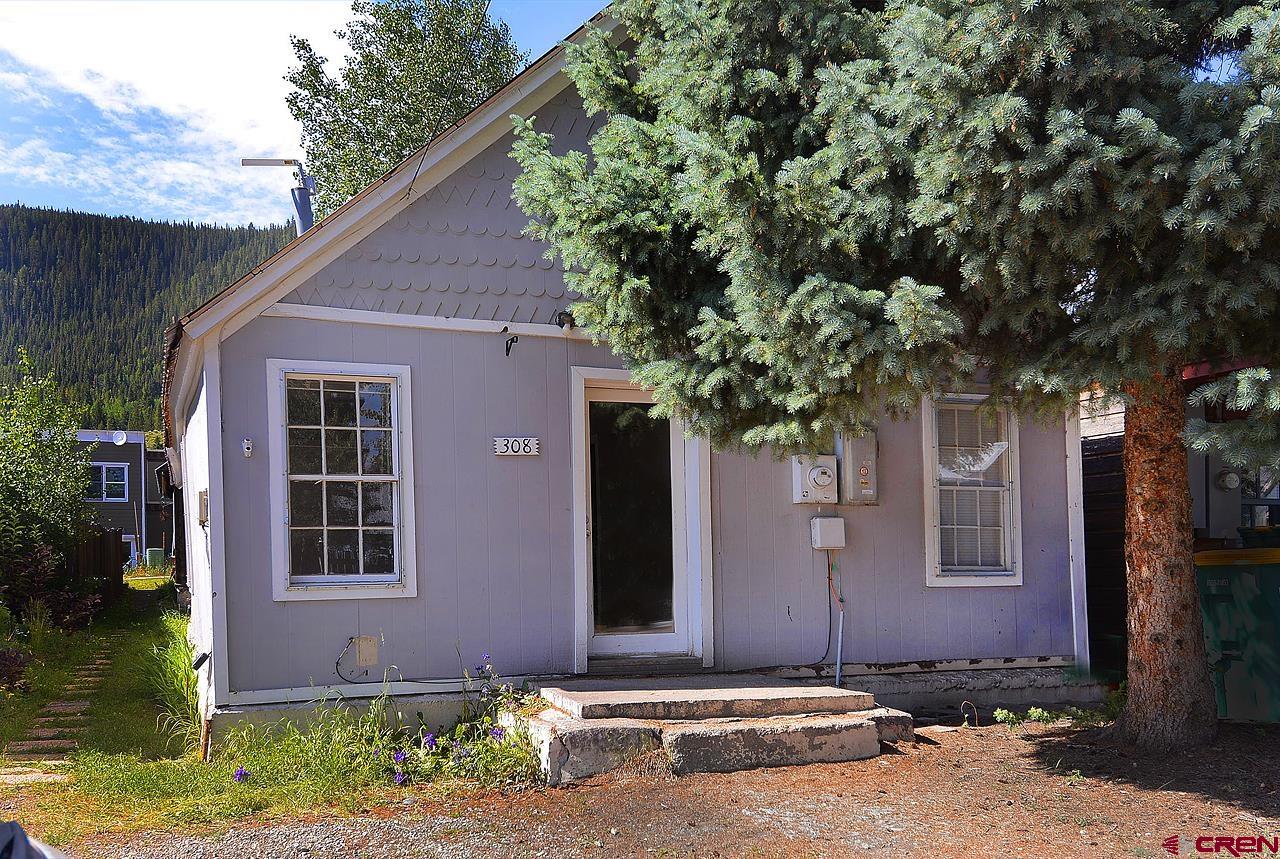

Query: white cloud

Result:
[0,69,53,107]
[0,0,352,223]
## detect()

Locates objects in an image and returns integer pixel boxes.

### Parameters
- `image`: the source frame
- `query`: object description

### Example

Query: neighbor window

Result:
[276,366,411,590]
[923,396,1022,586]
[86,463,128,502]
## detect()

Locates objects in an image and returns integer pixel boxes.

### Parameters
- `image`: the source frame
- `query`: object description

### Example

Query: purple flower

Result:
[481,652,490,662]
[394,770,407,786]
[423,732,437,751]
[489,726,505,742]
[232,766,249,783]
[393,749,407,765]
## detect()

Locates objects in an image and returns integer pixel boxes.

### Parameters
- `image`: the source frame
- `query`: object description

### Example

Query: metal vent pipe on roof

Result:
[240,158,316,236]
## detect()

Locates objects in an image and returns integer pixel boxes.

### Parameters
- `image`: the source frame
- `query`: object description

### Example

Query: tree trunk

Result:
[1114,372,1218,750]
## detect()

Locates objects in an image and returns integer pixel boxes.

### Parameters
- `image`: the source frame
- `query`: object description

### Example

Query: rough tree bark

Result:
[1115,371,1218,750]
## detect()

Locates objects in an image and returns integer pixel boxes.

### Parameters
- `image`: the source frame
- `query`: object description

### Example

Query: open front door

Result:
[586,388,688,656]
[571,368,712,672]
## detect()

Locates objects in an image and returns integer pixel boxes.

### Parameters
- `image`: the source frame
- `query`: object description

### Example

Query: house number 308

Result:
[493,437,540,456]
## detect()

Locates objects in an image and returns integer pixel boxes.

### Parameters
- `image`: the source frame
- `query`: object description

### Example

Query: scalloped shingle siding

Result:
[281,90,600,324]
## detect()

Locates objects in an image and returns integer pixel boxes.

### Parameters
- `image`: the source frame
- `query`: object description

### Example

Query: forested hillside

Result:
[0,205,292,429]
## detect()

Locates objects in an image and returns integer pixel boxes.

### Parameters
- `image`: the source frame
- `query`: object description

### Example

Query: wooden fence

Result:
[68,527,128,606]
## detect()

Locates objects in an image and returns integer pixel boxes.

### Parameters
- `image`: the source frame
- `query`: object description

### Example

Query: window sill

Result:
[926,569,1023,588]
[273,578,417,602]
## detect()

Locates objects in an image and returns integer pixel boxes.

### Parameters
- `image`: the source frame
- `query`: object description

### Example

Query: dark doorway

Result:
[588,400,674,635]
[1083,435,1127,682]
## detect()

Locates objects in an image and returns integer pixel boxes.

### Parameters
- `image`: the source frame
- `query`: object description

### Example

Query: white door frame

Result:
[570,367,713,673]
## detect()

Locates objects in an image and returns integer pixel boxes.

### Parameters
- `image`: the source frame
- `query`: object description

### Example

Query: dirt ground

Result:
[82,721,1280,858]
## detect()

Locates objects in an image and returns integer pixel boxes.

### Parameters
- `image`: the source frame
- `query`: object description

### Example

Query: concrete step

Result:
[663,713,880,774]
[509,703,914,785]
[504,708,661,787]
[539,675,875,720]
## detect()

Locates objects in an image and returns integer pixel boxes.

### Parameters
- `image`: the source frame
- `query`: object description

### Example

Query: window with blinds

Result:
[927,398,1021,582]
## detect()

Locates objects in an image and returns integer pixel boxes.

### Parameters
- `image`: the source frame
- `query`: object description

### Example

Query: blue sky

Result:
[0,0,605,226]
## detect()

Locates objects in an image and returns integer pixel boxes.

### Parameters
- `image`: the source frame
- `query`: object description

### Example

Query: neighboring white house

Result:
[162,12,1089,728]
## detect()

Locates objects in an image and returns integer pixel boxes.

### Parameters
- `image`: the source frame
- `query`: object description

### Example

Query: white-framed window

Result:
[266,360,416,601]
[87,463,129,502]
[922,395,1023,587]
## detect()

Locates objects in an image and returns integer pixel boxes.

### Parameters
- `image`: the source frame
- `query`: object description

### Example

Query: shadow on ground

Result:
[1026,721,1280,822]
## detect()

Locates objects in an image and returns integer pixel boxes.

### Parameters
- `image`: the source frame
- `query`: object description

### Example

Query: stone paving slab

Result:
[0,770,67,785]
[29,727,81,740]
[43,700,91,715]
[34,715,87,726]
[5,739,78,754]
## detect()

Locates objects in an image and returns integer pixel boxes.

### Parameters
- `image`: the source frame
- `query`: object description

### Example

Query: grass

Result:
[0,583,171,752]
[146,610,200,754]
[3,595,542,848]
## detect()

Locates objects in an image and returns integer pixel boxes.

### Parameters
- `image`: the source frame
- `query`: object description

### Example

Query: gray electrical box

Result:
[792,454,839,504]
[810,516,847,549]
[839,430,879,505]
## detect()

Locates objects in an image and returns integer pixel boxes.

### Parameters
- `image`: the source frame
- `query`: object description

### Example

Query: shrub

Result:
[5,545,100,631]
[147,611,201,754]
[0,647,31,691]
[0,351,92,614]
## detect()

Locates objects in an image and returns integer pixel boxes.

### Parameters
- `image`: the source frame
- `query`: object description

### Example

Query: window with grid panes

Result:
[284,375,399,584]
[934,401,1016,573]
[86,463,128,501]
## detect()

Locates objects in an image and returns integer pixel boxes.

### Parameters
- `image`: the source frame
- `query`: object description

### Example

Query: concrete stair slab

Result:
[539,675,875,720]
[861,706,915,744]
[503,708,661,787]
[662,713,881,774]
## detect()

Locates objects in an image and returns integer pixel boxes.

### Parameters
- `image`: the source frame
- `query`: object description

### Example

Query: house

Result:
[78,429,153,563]
[161,13,1092,734]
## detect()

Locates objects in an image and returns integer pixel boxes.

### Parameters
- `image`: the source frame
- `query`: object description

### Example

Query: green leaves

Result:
[0,349,91,594]
[512,0,1280,458]
[286,0,526,218]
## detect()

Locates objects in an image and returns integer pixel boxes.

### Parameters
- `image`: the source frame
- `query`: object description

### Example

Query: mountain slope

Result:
[0,205,293,429]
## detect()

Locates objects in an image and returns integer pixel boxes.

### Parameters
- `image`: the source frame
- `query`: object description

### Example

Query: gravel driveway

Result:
[75,722,1280,858]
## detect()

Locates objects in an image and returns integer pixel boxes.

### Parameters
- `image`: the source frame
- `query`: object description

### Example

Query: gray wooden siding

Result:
[279,89,600,325]
[219,314,622,692]
[80,440,145,537]
[217,313,1075,694]
[712,416,1076,670]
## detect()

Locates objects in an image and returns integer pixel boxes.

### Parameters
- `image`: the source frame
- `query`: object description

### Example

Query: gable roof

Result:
[163,8,616,440]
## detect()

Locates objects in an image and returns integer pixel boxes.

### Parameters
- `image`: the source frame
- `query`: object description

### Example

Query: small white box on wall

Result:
[810,516,847,550]
[792,455,838,504]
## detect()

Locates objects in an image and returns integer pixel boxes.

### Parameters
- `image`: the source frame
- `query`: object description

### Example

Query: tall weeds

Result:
[147,611,201,753]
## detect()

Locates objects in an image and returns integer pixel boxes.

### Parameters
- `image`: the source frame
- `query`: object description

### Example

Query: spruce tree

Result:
[513,0,1280,749]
